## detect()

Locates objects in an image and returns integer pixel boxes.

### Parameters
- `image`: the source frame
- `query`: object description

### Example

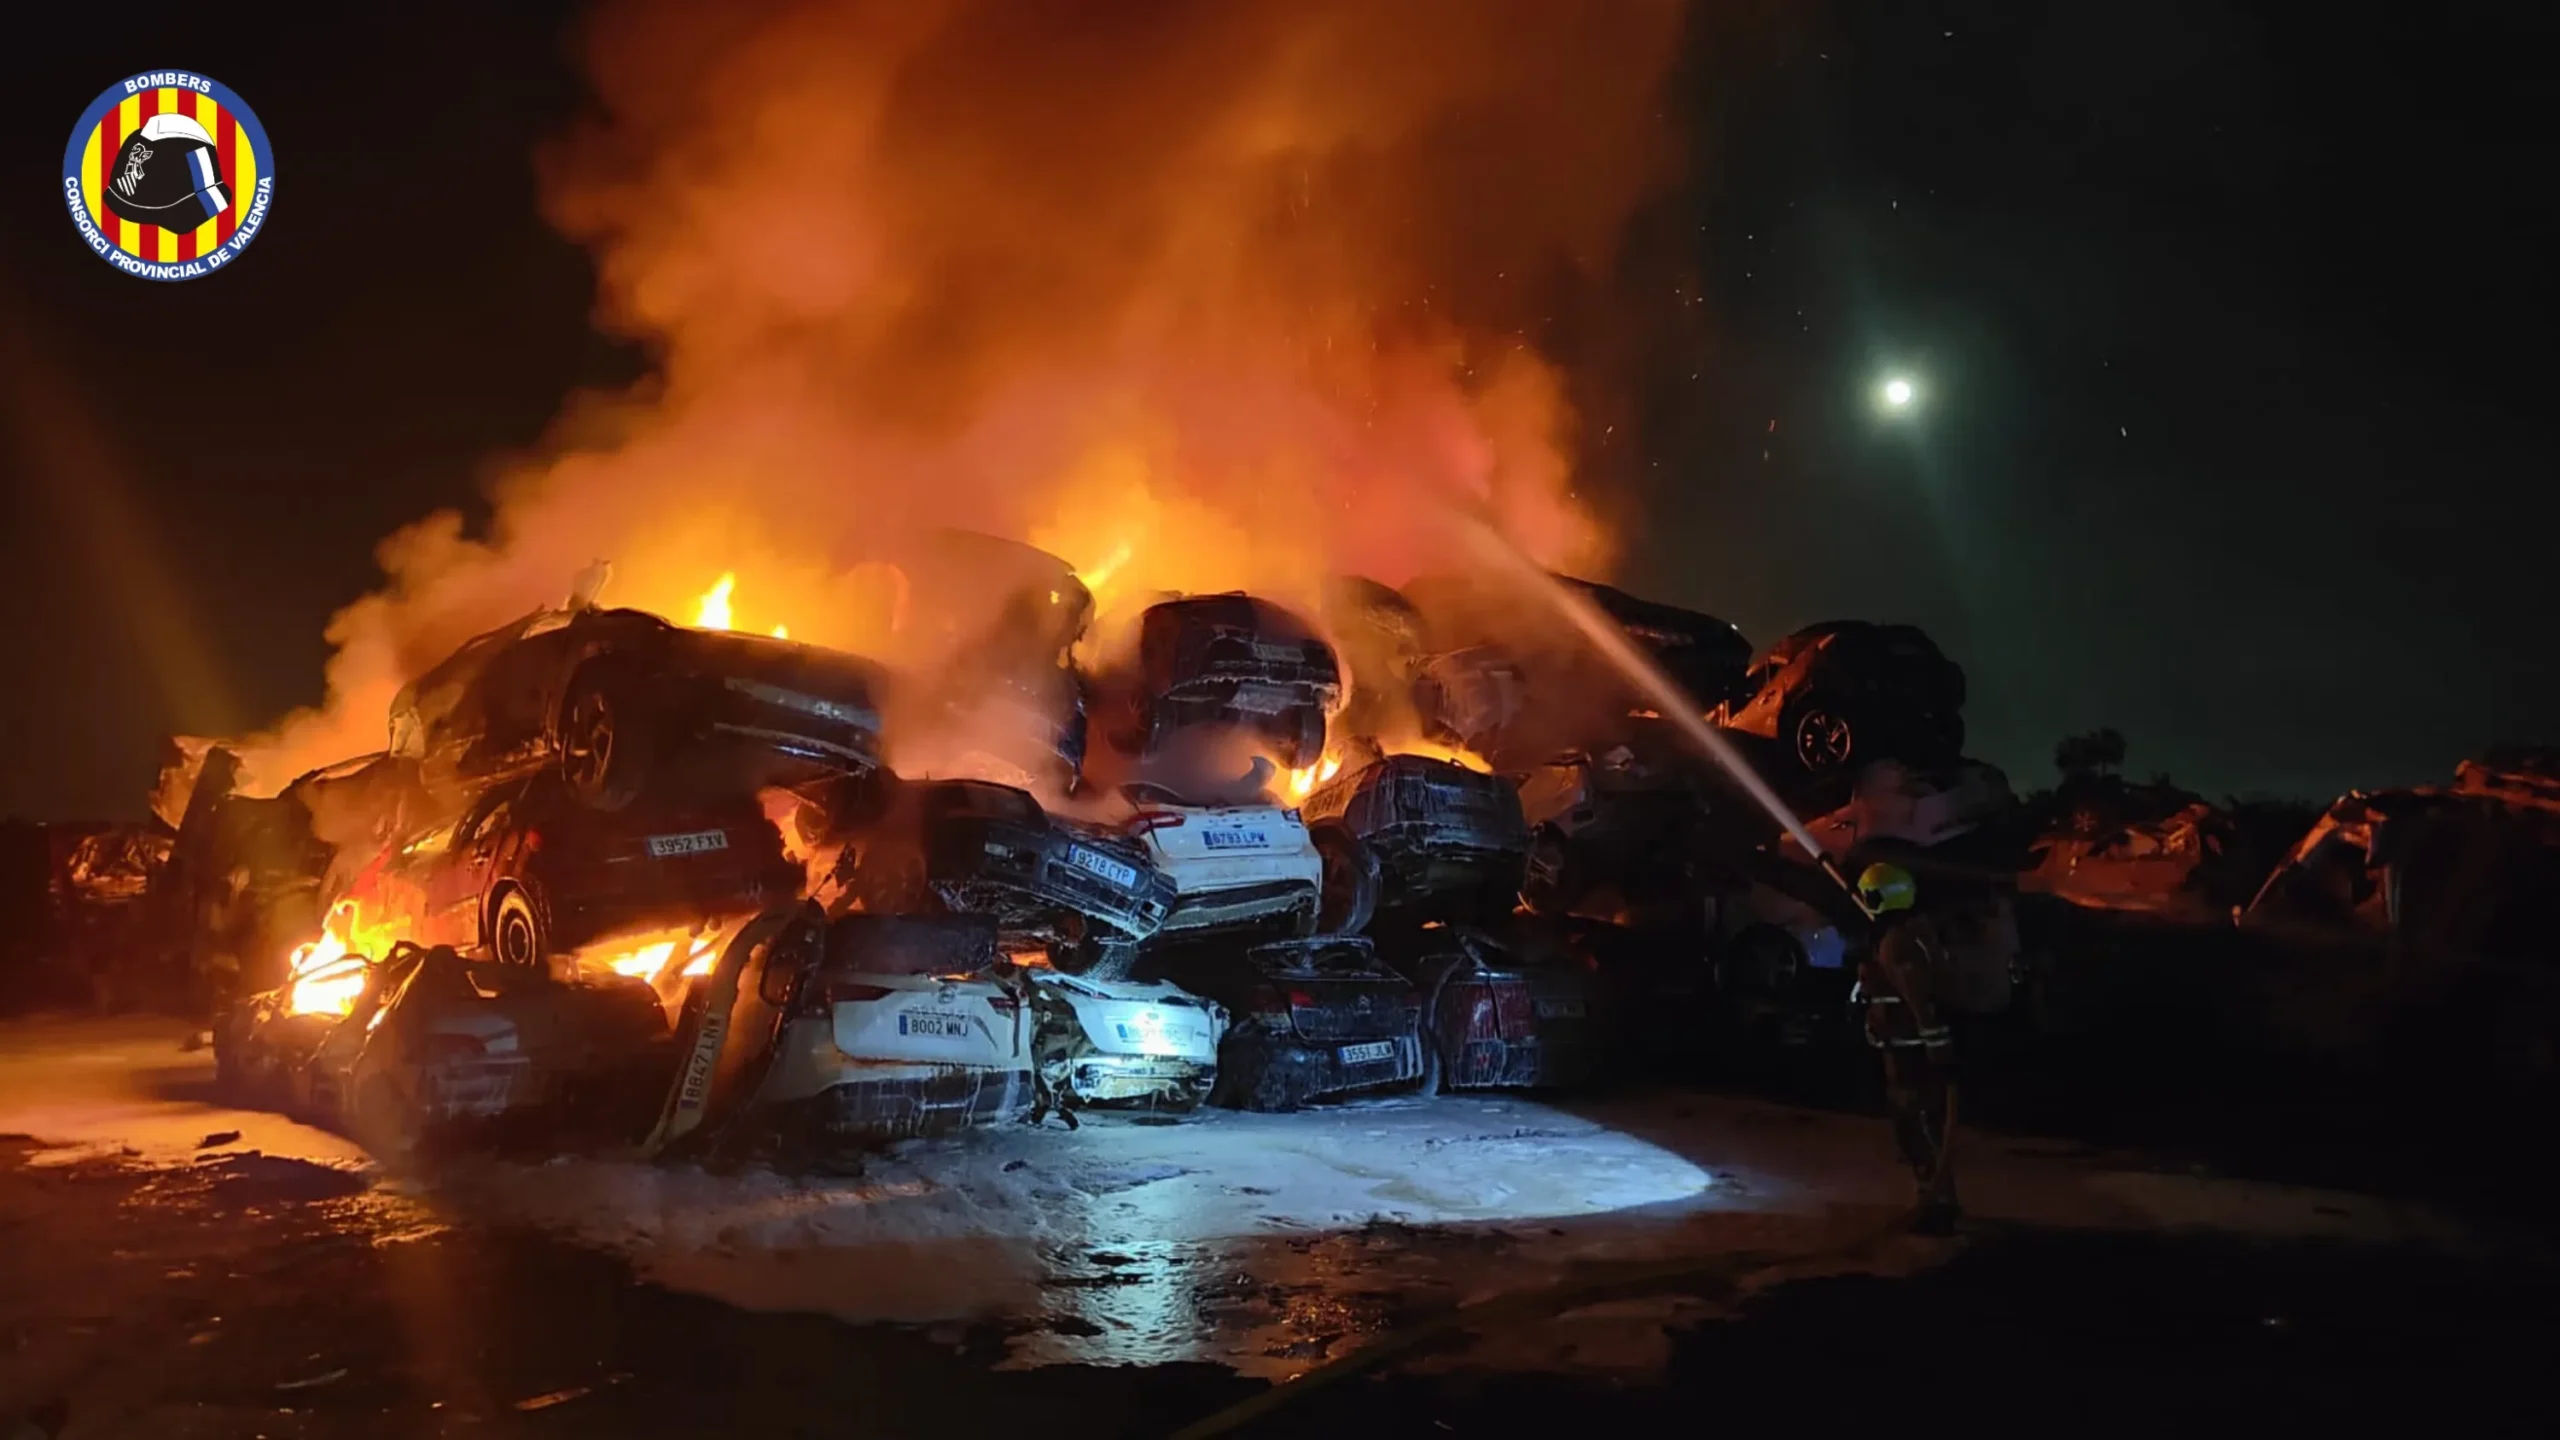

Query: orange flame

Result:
[693,572,736,630]
[585,928,723,983]
[1285,754,1344,801]
[282,900,401,1018]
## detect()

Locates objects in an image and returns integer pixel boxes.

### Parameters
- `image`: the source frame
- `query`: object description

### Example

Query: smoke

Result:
[234,0,1692,792]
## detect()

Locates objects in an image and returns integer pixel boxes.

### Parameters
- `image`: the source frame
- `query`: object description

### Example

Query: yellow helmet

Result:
[1856,862,1917,914]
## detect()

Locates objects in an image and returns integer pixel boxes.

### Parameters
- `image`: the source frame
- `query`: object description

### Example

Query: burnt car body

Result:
[2236,764,2560,1095]
[216,942,672,1154]
[1157,935,1424,1110]
[389,603,889,813]
[1113,594,1342,766]
[868,530,1096,794]
[1714,621,1966,778]
[1300,754,1530,925]
[346,773,801,969]
[1392,922,1600,1091]
[1514,721,1725,922]
[834,778,1175,965]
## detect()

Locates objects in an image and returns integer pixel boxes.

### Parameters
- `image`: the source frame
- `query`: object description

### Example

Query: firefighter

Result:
[1852,861,1962,1234]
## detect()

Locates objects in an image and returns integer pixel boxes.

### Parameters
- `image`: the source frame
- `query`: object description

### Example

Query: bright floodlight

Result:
[1883,377,1914,407]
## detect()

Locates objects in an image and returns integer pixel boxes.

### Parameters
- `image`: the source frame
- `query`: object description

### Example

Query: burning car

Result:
[389,596,889,813]
[344,772,802,970]
[1026,967,1226,1114]
[1159,935,1424,1111]
[831,777,1175,968]
[1299,753,1529,926]
[865,529,1097,794]
[216,940,672,1154]
[1712,620,1967,779]
[1107,594,1342,766]
[1393,922,1600,1091]
[709,911,1036,1147]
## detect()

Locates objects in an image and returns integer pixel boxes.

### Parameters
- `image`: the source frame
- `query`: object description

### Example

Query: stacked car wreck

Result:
[164,531,2560,1166]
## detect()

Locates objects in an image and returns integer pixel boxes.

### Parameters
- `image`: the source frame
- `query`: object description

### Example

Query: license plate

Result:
[897,1011,973,1039]
[647,829,730,858]
[1535,998,1586,1019]
[1200,827,1271,851]
[1067,844,1138,889]
[1338,1040,1395,1066]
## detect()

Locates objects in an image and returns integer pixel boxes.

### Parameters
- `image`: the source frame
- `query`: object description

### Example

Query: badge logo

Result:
[62,71,273,281]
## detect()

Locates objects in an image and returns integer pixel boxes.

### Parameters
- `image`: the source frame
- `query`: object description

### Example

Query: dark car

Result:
[1397,572,1752,766]
[1714,621,1966,777]
[1154,935,1423,1110]
[1111,594,1342,766]
[389,602,890,813]
[1388,921,1600,1091]
[1554,576,1757,713]
[345,773,802,969]
[1299,753,1530,925]
[831,778,1175,969]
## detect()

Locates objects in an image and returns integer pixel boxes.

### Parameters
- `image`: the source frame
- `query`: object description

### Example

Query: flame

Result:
[770,624,789,639]
[693,572,736,630]
[282,899,400,1018]
[586,928,723,982]
[1285,754,1344,801]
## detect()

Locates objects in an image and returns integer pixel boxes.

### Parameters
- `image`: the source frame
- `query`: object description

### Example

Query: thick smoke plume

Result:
[234,0,1690,792]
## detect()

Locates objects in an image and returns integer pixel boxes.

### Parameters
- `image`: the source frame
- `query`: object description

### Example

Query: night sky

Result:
[1,3,2549,820]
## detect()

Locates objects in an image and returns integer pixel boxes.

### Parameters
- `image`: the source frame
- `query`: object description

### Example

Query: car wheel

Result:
[558,660,652,811]
[1282,708,1327,769]
[487,883,550,969]
[1785,698,1857,773]
[1311,822,1381,935]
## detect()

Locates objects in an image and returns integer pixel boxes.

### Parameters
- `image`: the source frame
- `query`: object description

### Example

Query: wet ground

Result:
[3,1014,2553,1435]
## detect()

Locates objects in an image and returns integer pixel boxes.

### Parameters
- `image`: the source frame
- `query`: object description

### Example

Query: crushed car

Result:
[343,771,802,971]
[1154,935,1424,1111]
[1514,720,1726,923]
[1025,966,1226,1116]
[1389,921,1600,1091]
[1105,594,1342,766]
[216,940,673,1155]
[1712,620,1967,781]
[1299,753,1530,927]
[389,591,890,814]
[829,776,1175,969]
[1118,779,1338,943]
[685,910,1036,1152]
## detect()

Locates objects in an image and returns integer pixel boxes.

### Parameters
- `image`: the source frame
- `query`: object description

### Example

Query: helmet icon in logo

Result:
[62,71,274,282]
[104,114,232,232]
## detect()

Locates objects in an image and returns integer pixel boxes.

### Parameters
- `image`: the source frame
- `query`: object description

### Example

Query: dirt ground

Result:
[2,1014,2553,1437]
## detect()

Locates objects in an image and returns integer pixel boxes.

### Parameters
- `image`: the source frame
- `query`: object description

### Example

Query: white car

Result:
[1120,790,1325,939]
[1027,968,1226,1112]
[745,912,1036,1145]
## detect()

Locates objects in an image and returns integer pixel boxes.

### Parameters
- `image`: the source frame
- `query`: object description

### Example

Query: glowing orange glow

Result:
[770,624,789,639]
[282,899,401,1018]
[585,928,722,982]
[1286,754,1344,800]
[693,572,736,630]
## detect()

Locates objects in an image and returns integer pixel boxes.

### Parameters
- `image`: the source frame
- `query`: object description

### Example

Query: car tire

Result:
[1311,822,1381,936]
[1782,694,1858,774]
[1282,708,1327,769]
[558,659,652,812]
[486,883,550,969]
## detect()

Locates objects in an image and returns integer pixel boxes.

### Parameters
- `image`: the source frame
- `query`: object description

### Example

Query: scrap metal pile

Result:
[135,533,2560,1158]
